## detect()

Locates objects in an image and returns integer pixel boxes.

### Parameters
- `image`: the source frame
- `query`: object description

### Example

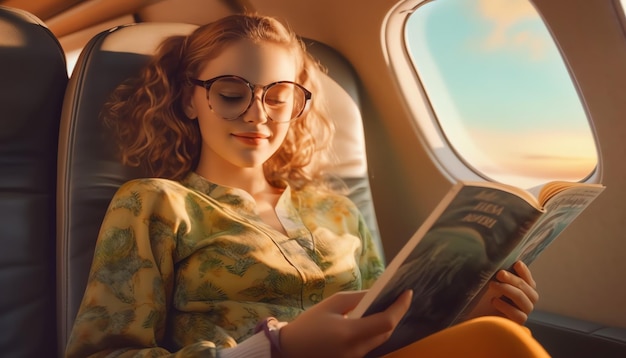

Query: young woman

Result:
[65,13,546,358]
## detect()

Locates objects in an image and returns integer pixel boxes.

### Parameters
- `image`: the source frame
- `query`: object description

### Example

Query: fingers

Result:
[349,290,413,352]
[349,290,412,336]
[500,262,539,304]
[513,261,537,290]
[491,293,529,324]
[318,290,368,315]
[490,280,533,323]
[490,261,539,324]
[357,290,412,334]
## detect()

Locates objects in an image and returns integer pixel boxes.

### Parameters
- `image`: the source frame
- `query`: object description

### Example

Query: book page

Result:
[537,181,604,206]
[507,184,605,267]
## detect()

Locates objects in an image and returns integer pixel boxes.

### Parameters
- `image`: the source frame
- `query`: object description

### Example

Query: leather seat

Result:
[56,21,380,356]
[0,5,67,357]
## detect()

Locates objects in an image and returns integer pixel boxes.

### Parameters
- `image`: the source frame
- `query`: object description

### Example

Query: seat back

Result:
[56,21,379,356]
[0,5,67,357]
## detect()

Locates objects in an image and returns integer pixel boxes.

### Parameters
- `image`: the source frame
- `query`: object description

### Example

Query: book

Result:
[347,180,605,357]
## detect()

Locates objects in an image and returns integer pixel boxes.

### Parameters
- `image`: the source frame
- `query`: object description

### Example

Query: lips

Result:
[232,132,270,145]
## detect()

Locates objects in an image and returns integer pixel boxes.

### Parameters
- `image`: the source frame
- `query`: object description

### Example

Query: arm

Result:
[356,212,385,289]
[65,181,230,358]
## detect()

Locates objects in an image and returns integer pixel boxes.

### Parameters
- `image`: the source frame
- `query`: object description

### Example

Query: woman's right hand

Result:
[278,289,412,358]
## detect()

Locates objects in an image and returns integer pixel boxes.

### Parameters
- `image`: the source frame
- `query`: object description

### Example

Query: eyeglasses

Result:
[189,75,312,123]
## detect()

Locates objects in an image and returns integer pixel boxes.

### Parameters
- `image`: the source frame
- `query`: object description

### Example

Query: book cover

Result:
[349,181,604,357]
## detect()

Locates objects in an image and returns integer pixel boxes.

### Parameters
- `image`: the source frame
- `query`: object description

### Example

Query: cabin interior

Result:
[1,0,625,357]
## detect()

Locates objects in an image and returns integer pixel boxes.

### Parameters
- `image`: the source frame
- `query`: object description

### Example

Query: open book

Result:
[348,180,605,357]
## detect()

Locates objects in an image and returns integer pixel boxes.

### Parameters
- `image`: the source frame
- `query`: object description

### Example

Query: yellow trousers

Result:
[384,316,550,358]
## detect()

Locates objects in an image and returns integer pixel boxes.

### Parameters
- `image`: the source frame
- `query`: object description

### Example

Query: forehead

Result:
[197,39,298,84]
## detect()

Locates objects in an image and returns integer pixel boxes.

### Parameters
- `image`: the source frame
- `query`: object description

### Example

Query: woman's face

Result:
[187,39,297,173]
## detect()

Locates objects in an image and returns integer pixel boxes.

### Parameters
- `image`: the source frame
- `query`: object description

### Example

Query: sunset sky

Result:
[405,0,598,189]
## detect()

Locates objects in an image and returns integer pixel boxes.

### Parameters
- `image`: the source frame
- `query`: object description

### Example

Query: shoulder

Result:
[120,178,185,192]
[110,177,192,210]
[117,177,188,194]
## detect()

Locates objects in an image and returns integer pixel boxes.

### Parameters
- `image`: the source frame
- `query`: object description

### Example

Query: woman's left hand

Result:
[464,261,539,324]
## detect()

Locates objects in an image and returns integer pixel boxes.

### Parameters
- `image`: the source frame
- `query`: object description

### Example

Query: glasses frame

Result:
[189,75,312,122]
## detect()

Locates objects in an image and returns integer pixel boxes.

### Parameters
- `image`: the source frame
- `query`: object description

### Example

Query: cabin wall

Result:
[525,0,626,329]
[1,0,623,333]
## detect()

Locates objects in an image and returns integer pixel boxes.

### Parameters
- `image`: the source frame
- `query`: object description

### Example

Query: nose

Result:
[243,92,269,123]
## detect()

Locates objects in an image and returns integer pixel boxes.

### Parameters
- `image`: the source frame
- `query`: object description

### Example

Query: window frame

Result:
[382,0,602,189]
[614,0,626,36]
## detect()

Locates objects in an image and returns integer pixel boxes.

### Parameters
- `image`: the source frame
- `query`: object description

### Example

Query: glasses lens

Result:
[264,82,307,122]
[207,77,252,120]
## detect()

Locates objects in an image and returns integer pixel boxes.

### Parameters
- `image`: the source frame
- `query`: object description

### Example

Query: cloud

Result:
[475,0,548,60]
[461,126,597,183]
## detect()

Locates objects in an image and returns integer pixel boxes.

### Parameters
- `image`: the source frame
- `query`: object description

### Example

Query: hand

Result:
[463,261,539,324]
[278,290,413,358]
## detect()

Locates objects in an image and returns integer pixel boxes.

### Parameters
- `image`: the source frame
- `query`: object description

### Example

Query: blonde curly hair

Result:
[102,13,334,189]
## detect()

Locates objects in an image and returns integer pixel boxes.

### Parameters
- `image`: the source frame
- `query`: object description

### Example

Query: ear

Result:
[183,97,198,120]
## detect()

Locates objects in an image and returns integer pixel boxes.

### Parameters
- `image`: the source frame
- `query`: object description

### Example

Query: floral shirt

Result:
[65,172,384,357]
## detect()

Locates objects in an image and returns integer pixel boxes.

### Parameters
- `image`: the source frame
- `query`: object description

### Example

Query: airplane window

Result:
[403,0,598,189]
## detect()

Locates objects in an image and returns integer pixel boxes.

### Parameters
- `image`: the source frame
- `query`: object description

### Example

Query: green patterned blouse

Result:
[66,172,384,357]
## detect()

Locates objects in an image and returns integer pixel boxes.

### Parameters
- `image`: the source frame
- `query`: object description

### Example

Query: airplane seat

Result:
[0,5,67,357]
[56,22,380,355]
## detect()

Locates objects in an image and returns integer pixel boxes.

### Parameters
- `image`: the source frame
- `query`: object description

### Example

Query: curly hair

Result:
[102,13,334,189]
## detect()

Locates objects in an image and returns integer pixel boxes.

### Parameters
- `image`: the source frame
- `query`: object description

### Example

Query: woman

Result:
[66,13,546,358]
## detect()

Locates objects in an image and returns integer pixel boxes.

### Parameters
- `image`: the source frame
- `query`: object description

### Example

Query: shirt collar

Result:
[181,171,314,249]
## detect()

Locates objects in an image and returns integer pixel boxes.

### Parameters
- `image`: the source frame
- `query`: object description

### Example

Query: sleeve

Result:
[64,180,272,358]
[356,210,385,289]
[218,332,272,358]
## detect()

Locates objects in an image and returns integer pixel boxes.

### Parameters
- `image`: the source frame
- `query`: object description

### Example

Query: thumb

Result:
[317,290,368,315]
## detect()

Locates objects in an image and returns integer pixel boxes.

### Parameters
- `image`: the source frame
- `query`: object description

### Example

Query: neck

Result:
[195,162,273,196]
